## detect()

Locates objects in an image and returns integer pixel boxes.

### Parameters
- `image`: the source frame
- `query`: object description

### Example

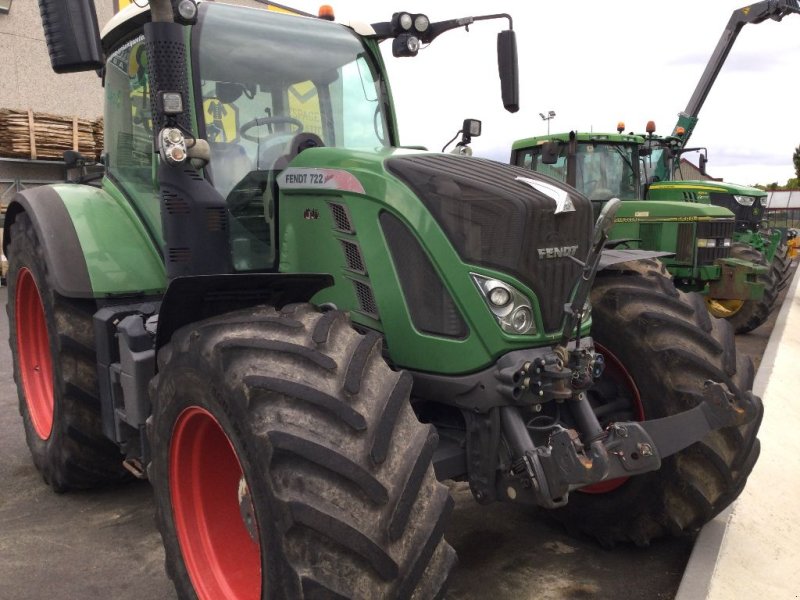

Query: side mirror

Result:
[699,153,707,176]
[541,141,561,165]
[38,0,103,74]
[497,30,519,113]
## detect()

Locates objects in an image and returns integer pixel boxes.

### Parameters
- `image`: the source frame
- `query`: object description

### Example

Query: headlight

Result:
[398,12,413,30]
[759,196,768,207]
[471,274,537,335]
[697,238,716,248]
[510,307,532,333]
[414,14,430,32]
[488,286,511,307]
[734,195,755,206]
[723,238,732,247]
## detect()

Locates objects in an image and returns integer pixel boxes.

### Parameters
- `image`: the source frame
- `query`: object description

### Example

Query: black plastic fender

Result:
[3,187,93,298]
[154,273,334,354]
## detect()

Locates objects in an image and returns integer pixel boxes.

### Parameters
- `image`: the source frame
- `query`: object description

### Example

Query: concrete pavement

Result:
[677,265,800,600]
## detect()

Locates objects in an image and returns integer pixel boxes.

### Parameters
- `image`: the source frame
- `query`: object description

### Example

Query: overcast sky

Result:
[283,0,800,187]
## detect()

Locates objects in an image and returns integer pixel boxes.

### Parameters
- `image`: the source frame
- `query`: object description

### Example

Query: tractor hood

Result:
[277,148,594,372]
[649,180,767,202]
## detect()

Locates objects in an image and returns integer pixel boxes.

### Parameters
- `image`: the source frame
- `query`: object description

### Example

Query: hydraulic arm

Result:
[653,0,799,181]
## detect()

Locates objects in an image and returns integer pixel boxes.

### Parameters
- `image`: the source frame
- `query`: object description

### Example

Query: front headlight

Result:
[697,238,716,248]
[734,195,756,206]
[471,274,537,335]
[759,196,768,207]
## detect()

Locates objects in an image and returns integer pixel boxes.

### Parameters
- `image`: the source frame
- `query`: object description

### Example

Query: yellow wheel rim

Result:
[706,297,745,318]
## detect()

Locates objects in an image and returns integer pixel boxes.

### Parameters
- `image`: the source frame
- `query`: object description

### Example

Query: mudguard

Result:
[599,248,673,270]
[3,184,165,298]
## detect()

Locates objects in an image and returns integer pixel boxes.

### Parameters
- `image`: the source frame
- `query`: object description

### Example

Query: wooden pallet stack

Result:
[0,108,103,161]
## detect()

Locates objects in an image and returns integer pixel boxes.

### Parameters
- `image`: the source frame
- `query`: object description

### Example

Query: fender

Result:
[599,248,673,270]
[4,183,165,298]
[154,273,334,353]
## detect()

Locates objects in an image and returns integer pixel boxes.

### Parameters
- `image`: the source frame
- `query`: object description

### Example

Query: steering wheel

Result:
[240,116,303,142]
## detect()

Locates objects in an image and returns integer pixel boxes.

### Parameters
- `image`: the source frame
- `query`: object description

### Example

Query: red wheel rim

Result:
[580,342,645,494]
[15,268,54,440]
[169,407,262,600]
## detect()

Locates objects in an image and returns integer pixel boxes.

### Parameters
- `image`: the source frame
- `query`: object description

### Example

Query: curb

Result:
[675,264,800,600]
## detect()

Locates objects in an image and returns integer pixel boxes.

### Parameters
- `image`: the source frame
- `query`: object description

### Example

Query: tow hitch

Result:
[500,380,762,508]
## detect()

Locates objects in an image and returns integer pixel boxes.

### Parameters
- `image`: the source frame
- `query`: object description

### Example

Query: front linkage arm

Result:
[494,198,763,508]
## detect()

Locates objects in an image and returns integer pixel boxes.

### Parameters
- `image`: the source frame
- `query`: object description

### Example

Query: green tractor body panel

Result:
[277,147,591,375]
[47,183,166,296]
[648,178,778,259]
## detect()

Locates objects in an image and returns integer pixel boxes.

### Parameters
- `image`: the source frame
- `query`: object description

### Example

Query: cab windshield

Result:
[574,142,638,201]
[192,3,391,271]
[194,3,390,197]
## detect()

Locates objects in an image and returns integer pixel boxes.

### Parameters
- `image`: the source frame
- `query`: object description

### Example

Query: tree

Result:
[794,144,800,182]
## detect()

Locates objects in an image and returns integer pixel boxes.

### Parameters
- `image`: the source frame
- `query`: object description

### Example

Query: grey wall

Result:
[0,1,114,120]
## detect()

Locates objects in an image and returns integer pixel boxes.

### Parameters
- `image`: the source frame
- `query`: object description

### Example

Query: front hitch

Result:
[499,381,762,508]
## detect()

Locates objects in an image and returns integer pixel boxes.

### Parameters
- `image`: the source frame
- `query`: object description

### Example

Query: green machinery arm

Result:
[652,0,799,181]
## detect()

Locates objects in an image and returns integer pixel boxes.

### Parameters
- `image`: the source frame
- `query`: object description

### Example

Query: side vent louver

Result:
[169,247,192,263]
[164,191,190,215]
[206,207,228,232]
[340,240,366,274]
[352,280,379,318]
[329,202,354,233]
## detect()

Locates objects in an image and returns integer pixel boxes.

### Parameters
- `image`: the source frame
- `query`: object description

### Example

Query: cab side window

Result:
[104,37,154,195]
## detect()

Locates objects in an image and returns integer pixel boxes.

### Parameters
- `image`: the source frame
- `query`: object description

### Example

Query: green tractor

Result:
[6,1,761,597]
[643,0,799,318]
[645,131,794,305]
[510,130,771,332]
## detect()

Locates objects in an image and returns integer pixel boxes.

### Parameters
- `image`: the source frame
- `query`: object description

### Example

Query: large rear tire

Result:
[149,303,456,599]
[552,259,762,546]
[6,213,127,491]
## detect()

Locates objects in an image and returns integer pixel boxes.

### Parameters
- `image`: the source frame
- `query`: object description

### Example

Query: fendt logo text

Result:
[537,245,579,259]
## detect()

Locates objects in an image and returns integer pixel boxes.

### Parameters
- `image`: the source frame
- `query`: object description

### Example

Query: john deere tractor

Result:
[637,0,798,322]
[510,130,772,332]
[6,1,761,598]
[646,130,794,307]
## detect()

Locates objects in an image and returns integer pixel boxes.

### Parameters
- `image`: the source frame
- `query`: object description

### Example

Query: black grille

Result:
[697,219,734,264]
[386,155,592,333]
[676,223,695,263]
[340,239,366,274]
[352,280,378,318]
[710,192,760,231]
[381,212,468,339]
[145,26,190,132]
[329,202,354,233]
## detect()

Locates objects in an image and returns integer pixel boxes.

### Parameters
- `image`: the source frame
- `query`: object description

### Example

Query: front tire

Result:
[553,259,762,546]
[149,304,456,599]
[7,213,127,491]
[771,241,792,292]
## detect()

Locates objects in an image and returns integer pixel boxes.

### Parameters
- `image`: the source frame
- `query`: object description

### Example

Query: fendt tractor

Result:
[7,1,762,598]
[510,129,773,333]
